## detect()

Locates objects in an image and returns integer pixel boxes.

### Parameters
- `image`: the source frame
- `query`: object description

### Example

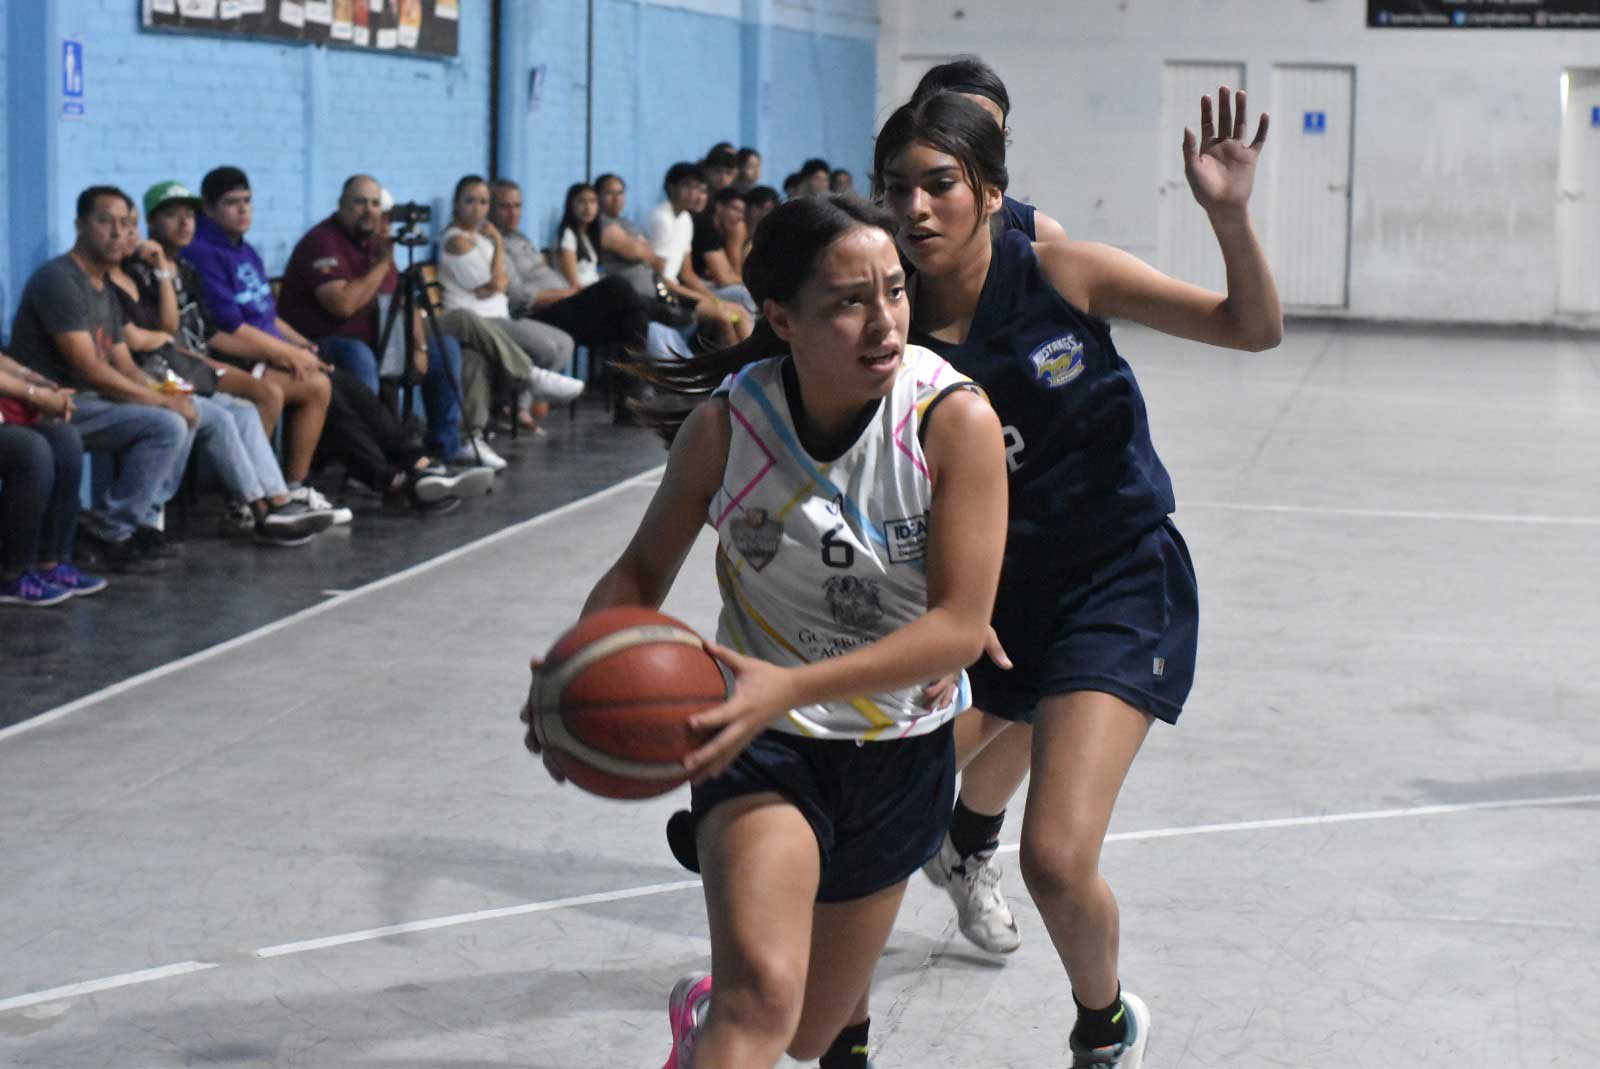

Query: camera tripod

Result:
[373,238,485,468]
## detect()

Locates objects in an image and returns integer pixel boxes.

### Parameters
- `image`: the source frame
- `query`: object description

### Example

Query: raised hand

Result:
[1183,86,1269,220]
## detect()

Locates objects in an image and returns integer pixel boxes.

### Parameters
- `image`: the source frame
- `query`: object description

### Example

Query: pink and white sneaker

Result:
[662,972,713,1069]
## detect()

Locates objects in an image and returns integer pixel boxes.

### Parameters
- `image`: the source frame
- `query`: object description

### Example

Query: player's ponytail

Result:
[624,194,900,440]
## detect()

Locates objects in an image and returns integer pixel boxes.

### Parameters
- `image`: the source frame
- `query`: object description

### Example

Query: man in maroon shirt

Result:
[278,174,466,462]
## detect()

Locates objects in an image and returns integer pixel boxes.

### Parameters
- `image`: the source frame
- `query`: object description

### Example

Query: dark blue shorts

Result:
[690,722,955,903]
[969,519,1198,725]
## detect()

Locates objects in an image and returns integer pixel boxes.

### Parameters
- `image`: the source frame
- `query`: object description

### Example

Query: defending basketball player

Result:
[872,87,1280,1068]
[522,194,1007,1069]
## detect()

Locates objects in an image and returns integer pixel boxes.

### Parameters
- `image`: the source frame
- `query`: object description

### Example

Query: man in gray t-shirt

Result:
[9,255,127,390]
[10,187,192,569]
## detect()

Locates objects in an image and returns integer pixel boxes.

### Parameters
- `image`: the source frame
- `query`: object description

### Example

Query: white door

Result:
[1270,65,1355,308]
[1558,69,1600,316]
[1159,62,1246,293]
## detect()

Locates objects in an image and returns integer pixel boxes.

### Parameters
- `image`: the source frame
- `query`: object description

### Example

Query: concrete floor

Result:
[1,321,1597,1068]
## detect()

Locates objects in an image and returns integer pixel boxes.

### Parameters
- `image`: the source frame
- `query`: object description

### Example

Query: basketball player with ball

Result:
[523,194,1008,1069]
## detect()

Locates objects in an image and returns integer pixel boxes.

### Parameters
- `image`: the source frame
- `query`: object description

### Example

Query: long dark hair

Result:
[557,182,600,262]
[871,91,1009,226]
[629,194,898,407]
[911,56,1011,125]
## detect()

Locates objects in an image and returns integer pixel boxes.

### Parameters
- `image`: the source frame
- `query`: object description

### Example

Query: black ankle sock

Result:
[1071,985,1127,1050]
[819,1017,870,1069]
[948,798,1006,861]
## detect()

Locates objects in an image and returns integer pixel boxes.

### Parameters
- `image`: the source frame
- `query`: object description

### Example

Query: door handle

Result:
[1327,183,1349,194]
[1558,189,1584,202]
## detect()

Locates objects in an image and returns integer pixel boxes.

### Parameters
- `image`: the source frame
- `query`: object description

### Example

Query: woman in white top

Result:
[438,175,585,462]
[524,195,1008,1069]
[554,183,602,290]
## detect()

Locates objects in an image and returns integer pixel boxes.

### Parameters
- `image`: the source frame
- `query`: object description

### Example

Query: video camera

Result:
[389,200,432,247]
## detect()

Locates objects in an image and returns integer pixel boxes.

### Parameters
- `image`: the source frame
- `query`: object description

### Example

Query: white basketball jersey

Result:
[711,344,980,741]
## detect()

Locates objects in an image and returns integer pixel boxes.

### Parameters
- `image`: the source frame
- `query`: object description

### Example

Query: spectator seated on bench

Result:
[9,186,192,573]
[276,173,477,472]
[0,352,105,604]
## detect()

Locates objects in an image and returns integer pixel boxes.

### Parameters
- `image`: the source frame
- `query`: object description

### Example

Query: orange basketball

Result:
[530,607,726,799]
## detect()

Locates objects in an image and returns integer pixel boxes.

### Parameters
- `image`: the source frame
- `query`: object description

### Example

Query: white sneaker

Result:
[923,834,1021,954]
[451,436,507,472]
[525,364,585,404]
[288,484,352,526]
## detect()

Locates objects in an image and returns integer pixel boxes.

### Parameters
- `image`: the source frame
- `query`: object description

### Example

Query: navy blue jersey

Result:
[911,230,1174,571]
[999,196,1037,241]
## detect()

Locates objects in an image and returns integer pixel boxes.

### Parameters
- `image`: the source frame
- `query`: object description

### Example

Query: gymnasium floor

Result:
[2,321,1597,1068]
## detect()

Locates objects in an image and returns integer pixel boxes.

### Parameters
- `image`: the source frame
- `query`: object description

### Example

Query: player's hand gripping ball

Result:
[522,608,727,799]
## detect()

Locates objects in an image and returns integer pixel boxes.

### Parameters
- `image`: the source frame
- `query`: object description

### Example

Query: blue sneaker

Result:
[0,571,74,607]
[39,562,109,597]
[1071,991,1150,1068]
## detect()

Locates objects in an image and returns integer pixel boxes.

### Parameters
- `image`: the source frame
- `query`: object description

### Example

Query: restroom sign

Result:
[1592,105,1600,128]
[1304,111,1327,134]
[61,39,84,118]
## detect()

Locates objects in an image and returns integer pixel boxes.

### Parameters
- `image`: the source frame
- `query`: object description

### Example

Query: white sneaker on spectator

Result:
[451,436,507,472]
[288,484,352,526]
[526,365,585,404]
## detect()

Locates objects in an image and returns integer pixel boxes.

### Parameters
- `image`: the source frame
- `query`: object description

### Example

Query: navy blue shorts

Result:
[690,722,955,903]
[969,519,1199,725]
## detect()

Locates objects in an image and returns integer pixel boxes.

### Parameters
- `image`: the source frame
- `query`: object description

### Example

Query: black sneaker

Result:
[132,526,182,559]
[259,500,334,539]
[78,527,163,574]
[666,810,701,874]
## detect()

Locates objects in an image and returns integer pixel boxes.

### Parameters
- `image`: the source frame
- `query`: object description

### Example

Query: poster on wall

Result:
[139,0,458,56]
[1368,1,1600,29]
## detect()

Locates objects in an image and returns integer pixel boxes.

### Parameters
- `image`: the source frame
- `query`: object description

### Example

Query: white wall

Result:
[877,0,1600,324]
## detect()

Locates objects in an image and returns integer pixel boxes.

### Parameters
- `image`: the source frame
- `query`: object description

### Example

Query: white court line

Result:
[0,962,217,1014]
[996,792,1600,853]
[1182,500,1600,527]
[0,467,666,745]
[256,880,705,958]
[4,792,1595,1015]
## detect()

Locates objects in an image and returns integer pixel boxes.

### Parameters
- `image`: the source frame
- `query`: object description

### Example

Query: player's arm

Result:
[582,399,728,614]
[686,388,1008,781]
[1038,87,1281,352]
[1038,230,1280,353]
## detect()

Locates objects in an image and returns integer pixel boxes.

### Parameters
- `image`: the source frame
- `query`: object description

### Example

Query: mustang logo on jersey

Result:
[1029,333,1086,388]
[823,576,884,632]
[730,508,782,571]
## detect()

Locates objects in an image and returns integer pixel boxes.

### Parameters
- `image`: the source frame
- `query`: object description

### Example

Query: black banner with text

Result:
[141,0,459,58]
[1368,1,1600,29]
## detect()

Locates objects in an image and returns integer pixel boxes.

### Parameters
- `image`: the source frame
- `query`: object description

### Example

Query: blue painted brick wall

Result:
[585,3,743,235]
[320,20,493,240]
[0,0,12,332]
[45,0,489,276]
[769,28,876,190]
[4,0,878,323]
[509,2,876,236]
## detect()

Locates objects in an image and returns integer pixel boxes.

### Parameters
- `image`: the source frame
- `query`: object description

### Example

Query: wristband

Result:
[153,270,174,281]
